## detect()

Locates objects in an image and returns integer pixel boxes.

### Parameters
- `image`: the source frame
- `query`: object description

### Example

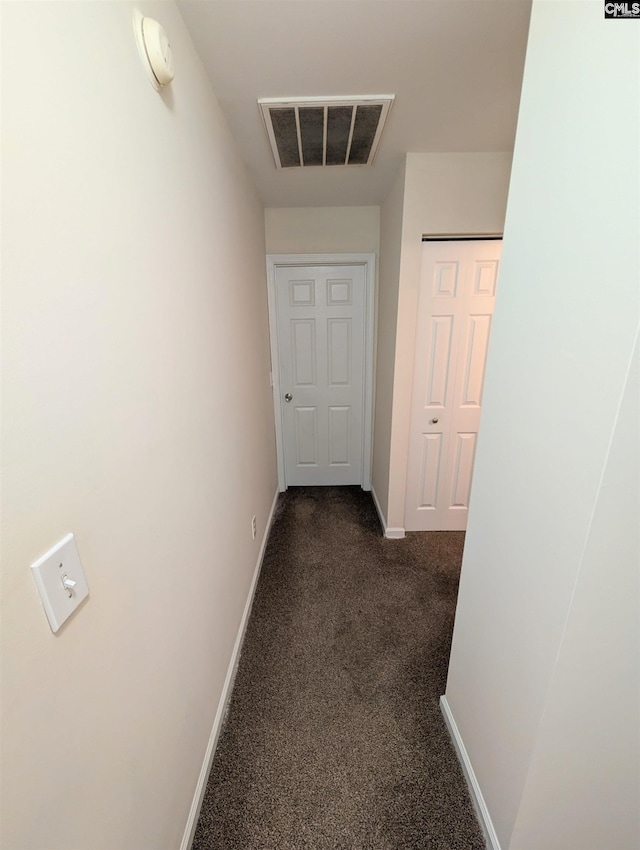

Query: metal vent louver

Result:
[259,95,394,169]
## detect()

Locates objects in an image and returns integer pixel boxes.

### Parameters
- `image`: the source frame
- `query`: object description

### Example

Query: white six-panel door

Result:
[275,264,366,486]
[405,240,501,531]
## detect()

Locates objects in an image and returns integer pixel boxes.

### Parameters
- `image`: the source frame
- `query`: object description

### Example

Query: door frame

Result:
[266,253,376,492]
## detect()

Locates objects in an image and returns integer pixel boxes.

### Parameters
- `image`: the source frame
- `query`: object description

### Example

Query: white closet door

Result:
[405,240,501,531]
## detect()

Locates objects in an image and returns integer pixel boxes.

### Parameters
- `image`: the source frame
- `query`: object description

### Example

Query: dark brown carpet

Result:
[192,486,484,850]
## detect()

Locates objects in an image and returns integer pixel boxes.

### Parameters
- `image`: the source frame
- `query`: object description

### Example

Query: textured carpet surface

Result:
[193,486,484,850]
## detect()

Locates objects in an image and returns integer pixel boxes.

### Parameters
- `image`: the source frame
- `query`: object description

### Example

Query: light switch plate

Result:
[31,533,89,633]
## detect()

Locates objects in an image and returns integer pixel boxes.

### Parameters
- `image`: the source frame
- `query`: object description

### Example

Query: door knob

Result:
[431,418,439,424]
[285,393,293,402]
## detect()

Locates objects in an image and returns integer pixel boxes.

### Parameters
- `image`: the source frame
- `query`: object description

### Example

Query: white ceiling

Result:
[177,0,532,208]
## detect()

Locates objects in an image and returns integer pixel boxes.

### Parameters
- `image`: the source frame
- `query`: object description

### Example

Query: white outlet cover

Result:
[31,533,89,633]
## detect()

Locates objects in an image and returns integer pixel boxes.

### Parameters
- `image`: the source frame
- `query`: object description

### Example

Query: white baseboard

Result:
[180,489,280,850]
[370,485,387,533]
[440,696,502,850]
[370,486,406,539]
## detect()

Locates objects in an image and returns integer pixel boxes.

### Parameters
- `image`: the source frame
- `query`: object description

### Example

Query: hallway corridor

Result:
[193,487,483,849]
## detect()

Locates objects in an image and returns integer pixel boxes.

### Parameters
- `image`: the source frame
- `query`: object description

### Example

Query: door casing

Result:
[266,253,376,492]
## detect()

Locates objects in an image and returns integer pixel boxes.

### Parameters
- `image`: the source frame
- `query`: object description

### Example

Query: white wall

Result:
[510,332,639,849]
[265,206,380,255]
[445,3,640,848]
[376,153,512,531]
[372,164,406,526]
[0,3,277,849]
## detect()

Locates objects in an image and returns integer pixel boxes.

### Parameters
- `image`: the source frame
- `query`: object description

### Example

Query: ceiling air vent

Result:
[258,95,394,169]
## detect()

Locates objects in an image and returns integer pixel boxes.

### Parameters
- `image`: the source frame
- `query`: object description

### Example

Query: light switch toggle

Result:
[61,574,77,597]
